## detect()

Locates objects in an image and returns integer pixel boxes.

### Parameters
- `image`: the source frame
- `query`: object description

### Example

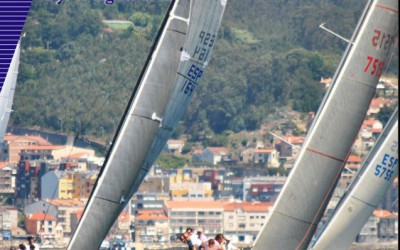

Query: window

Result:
[239,236,245,242]
[261,216,266,219]
[250,216,254,219]
[198,212,205,216]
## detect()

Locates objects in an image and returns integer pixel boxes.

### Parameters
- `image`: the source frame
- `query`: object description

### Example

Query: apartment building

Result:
[223,202,271,244]
[165,201,225,235]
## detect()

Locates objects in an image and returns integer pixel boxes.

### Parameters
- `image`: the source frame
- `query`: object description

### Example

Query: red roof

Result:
[320,78,332,85]
[4,134,52,146]
[347,155,362,163]
[373,209,397,219]
[22,145,64,151]
[27,212,56,221]
[136,210,168,220]
[46,199,85,207]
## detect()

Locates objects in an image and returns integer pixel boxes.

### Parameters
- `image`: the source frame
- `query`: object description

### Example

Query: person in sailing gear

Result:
[190,227,208,249]
[214,234,227,250]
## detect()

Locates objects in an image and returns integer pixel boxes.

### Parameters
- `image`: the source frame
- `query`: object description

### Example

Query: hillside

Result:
[13,0,398,143]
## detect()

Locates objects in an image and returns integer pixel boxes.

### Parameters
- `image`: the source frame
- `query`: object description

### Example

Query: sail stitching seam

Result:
[375,4,398,14]
[306,148,345,163]
[274,211,317,225]
[166,28,187,36]
[351,195,377,207]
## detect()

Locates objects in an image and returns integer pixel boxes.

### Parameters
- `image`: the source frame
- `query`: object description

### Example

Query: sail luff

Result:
[68,1,226,249]
[311,108,398,250]
[253,0,398,249]
[0,41,20,141]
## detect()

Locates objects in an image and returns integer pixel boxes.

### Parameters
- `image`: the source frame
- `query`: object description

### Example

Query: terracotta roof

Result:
[278,136,305,145]
[46,199,85,207]
[206,147,228,155]
[63,152,89,159]
[320,78,332,85]
[0,162,7,169]
[27,212,56,221]
[224,202,272,212]
[165,200,226,209]
[136,210,168,220]
[4,134,52,146]
[373,209,397,219]
[22,145,64,151]
[363,119,379,127]
[254,149,275,154]
[347,155,362,163]
[369,97,391,108]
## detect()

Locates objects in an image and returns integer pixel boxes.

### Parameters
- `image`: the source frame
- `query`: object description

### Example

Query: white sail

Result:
[253,0,398,249]
[0,41,20,141]
[67,1,226,249]
[311,108,398,250]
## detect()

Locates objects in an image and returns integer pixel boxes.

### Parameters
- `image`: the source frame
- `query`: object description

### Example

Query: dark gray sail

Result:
[0,41,20,140]
[253,0,398,249]
[312,108,398,250]
[68,1,226,249]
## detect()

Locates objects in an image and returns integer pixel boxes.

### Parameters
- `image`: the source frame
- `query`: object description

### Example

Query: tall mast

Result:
[253,0,398,249]
[68,1,227,249]
[312,108,398,250]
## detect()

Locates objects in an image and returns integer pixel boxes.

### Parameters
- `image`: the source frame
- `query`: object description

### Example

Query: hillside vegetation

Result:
[14,0,398,142]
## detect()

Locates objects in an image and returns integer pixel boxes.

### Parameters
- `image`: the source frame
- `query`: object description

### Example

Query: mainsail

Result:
[68,1,226,249]
[311,108,398,250]
[253,0,398,249]
[0,41,20,141]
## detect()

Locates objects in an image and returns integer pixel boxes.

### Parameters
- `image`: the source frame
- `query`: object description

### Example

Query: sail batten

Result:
[253,0,398,249]
[68,1,226,249]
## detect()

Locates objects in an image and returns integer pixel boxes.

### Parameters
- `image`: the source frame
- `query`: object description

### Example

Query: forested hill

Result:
[13,0,397,141]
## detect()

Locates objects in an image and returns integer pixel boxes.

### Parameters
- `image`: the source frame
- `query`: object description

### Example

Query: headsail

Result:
[0,41,20,141]
[311,108,398,250]
[67,1,226,249]
[253,0,398,249]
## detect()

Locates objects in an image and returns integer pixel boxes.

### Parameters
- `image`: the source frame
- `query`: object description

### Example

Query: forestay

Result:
[253,0,398,249]
[312,108,398,250]
[68,1,226,249]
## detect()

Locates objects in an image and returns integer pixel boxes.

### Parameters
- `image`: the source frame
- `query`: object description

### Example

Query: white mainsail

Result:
[311,108,398,250]
[253,0,398,249]
[0,41,20,141]
[67,1,226,249]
